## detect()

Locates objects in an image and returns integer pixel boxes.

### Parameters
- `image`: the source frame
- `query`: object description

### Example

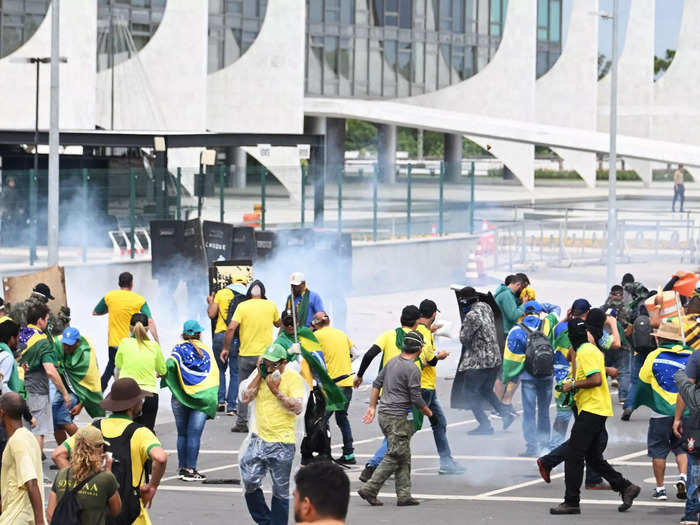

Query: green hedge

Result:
[486,168,694,182]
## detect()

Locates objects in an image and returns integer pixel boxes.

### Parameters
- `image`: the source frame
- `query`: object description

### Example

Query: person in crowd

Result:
[94,272,158,390]
[223,279,281,433]
[114,313,166,431]
[357,330,433,507]
[0,298,5,317]
[285,272,325,328]
[207,274,248,415]
[501,301,558,457]
[548,319,640,515]
[311,311,356,465]
[674,362,700,525]
[621,273,648,308]
[161,320,219,481]
[239,344,304,525]
[622,301,659,421]
[601,284,634,404]
[0,318,35,438]
[673,164,686,213]
[52,378,168,525]
[415,299,464,474]
[0,392,45,525]
[293,462,350,525]
[46,426,121,525]
[451,288,515,433]
[20,303,71,453]
[9,283,70,336]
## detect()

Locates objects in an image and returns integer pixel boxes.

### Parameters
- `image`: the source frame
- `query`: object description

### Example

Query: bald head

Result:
[311,311,330,329]
[0,392,25,421]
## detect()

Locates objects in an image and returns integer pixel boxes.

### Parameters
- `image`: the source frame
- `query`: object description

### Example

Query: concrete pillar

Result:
[326,117,346,174]
[377,123,396,183]
[304,116,326,226]
[444,133,463,182]
[233,147,247,189]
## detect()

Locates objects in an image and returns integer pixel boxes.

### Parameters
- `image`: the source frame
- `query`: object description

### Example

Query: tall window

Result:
[208,0,268,74]
[536,0,561,77]
[0,0,50,59]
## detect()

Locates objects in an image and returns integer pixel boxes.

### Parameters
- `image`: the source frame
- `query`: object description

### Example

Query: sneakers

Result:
[359,464,376,483]
[438,462,466,475]
[217,403,225,412]
[396,497,420,506]
[337,454,357,465]
[179,468,207,481]
[468,426,494,435]
[502,411,516,431]
[230,422,248,433]
[677,479,687,500]
[619,484,641,512]
[549,503,581,515]
[652,488,668,501]
[357,487,383,506]
[621,409,633,421]
[537,459,551,483]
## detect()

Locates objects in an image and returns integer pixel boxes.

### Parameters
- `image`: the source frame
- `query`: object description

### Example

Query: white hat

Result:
[289,272,305,285]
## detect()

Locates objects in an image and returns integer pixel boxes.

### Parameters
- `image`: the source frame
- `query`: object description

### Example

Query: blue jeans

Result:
[551,409,572,449]
[623,353,645,411]
[368,438,388,468]
[684,453,700,522]
[422,388,453,467]
[329,386,354,456]
[171,397,208,470]
[212,332,238,411]
[521,375,553,454]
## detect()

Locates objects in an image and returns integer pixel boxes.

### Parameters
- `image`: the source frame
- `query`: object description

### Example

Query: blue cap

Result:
[523,300,543,314]
[183,320,205,336]
[571,298,591,314]
[62,327,80,346]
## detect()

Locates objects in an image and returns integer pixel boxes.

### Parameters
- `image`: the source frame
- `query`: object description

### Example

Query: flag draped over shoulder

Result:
[633,343,692,416]
[57,336,105,418]
[161,340,219,419]
[275,328,347,412]
[0,343,26,400]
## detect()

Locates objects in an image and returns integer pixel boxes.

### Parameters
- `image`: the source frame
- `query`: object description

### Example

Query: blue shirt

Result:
[291,291,324,327]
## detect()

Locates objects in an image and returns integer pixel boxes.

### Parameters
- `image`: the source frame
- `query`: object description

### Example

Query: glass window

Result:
[207,0,266,73]
[549,0,560,42]
[0,0,50,58]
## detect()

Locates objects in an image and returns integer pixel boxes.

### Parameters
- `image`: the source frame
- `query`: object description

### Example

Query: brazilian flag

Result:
[633,343,693,416]
[56,336,106,418]
[161,340,219,419]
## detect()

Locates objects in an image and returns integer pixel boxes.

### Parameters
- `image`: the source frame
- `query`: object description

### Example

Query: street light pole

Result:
[605,0,619,292]
[48,0,61,266]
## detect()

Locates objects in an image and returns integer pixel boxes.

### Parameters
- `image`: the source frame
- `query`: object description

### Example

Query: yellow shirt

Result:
[416,324,437,390]
[315,326,354,388]
[375,327,410,368]
[100,290,149,348]
[232,298,280,357]
[254,368,304,443]
[573,343,613,417]
[64,416,161,525]
[0,427,44,525]
[213,288,234,334]
[115,338,166,394]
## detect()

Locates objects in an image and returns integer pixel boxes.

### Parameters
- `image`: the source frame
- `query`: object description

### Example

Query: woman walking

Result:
[114,313,166,431]
[47,426,121,525]
[162,320,219,481]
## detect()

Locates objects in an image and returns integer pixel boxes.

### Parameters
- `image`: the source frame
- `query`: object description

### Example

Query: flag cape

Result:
[0,343,26,400]
[275,328,347,412]
[56,336,105,418]
[18,325,54,372]
[161,340,219,419]
[633,343,692,416]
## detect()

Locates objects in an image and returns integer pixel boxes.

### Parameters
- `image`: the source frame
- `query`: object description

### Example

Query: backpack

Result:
[682,411,700,457]
[521,322,554,378]
[632,314,656,356]
[224,291,248,327]
[49,470,102,525]
[300,385,331,466]
[92,419,145,525]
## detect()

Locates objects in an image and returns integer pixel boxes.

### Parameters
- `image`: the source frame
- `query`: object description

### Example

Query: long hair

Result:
[131,322,150,347]
[71,436,102,483]
[182,333,204,358]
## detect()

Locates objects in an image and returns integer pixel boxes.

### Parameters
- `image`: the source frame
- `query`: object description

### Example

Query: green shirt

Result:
[114,337,166,394]
[52,468,119,525]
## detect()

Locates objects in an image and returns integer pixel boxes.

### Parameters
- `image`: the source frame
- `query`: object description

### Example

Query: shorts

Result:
[647,416,685,459]
[26,394,53,437]
[52,393,79,429]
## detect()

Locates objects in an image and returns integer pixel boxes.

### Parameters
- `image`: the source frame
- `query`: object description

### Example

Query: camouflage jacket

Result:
[8,294,70,335]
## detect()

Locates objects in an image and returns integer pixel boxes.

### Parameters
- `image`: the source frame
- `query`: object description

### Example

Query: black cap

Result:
[33,283,54,300]
[419,299,440,318]
[400,305,421,327]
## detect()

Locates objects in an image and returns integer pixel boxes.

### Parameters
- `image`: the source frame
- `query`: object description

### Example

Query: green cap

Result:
[262,343,287,363]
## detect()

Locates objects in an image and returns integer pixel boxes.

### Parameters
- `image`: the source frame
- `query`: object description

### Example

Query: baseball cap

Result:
[262,343,287,363]
[183,320,205,336]
[33,283,54,300]
[571,298,591,314]
[403,330,424,352]
[61,327,80,346]
[75,425,109,447]
[523,300,543,314]
[419,299,440,318]
[289,272,305,285]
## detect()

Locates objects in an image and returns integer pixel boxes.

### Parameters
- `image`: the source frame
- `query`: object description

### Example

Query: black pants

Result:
[465,367,506,427]
[100,346,118,391]
[135,393,159,432]
[564,411,629,506]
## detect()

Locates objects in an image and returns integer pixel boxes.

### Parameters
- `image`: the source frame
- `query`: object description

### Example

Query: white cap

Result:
[289,272,305,285]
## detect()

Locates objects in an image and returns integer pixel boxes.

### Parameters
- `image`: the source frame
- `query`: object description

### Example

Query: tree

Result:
[345,120,377,152]
[598,53,611,80]
[654,49,676,76]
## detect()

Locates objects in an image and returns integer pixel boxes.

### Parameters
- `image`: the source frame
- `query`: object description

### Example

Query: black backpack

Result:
[632,314,656,356]
[300,385,331,466]
[50,470,102,525]
[92,420,145,525]
[224,291,248,327]
[521,322,555,378]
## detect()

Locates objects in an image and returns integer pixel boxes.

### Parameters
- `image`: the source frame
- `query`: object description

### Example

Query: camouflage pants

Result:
[363,413,414,499]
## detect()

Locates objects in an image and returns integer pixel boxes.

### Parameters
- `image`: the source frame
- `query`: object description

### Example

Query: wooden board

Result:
[2,265,68,311]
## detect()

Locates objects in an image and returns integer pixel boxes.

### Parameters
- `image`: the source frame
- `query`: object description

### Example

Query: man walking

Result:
[601,284,634,404]
[94,272,158,390]
[357,330,432,506]
[285,272,324,328]
[0,392,45,525]
[673,164,686,213]
[239,344,304,525]
[222,279,281,433]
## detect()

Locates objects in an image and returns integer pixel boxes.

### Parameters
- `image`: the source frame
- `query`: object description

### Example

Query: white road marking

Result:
[161,463,239,482]
[353,454,545,461]
[164,450,239,455]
